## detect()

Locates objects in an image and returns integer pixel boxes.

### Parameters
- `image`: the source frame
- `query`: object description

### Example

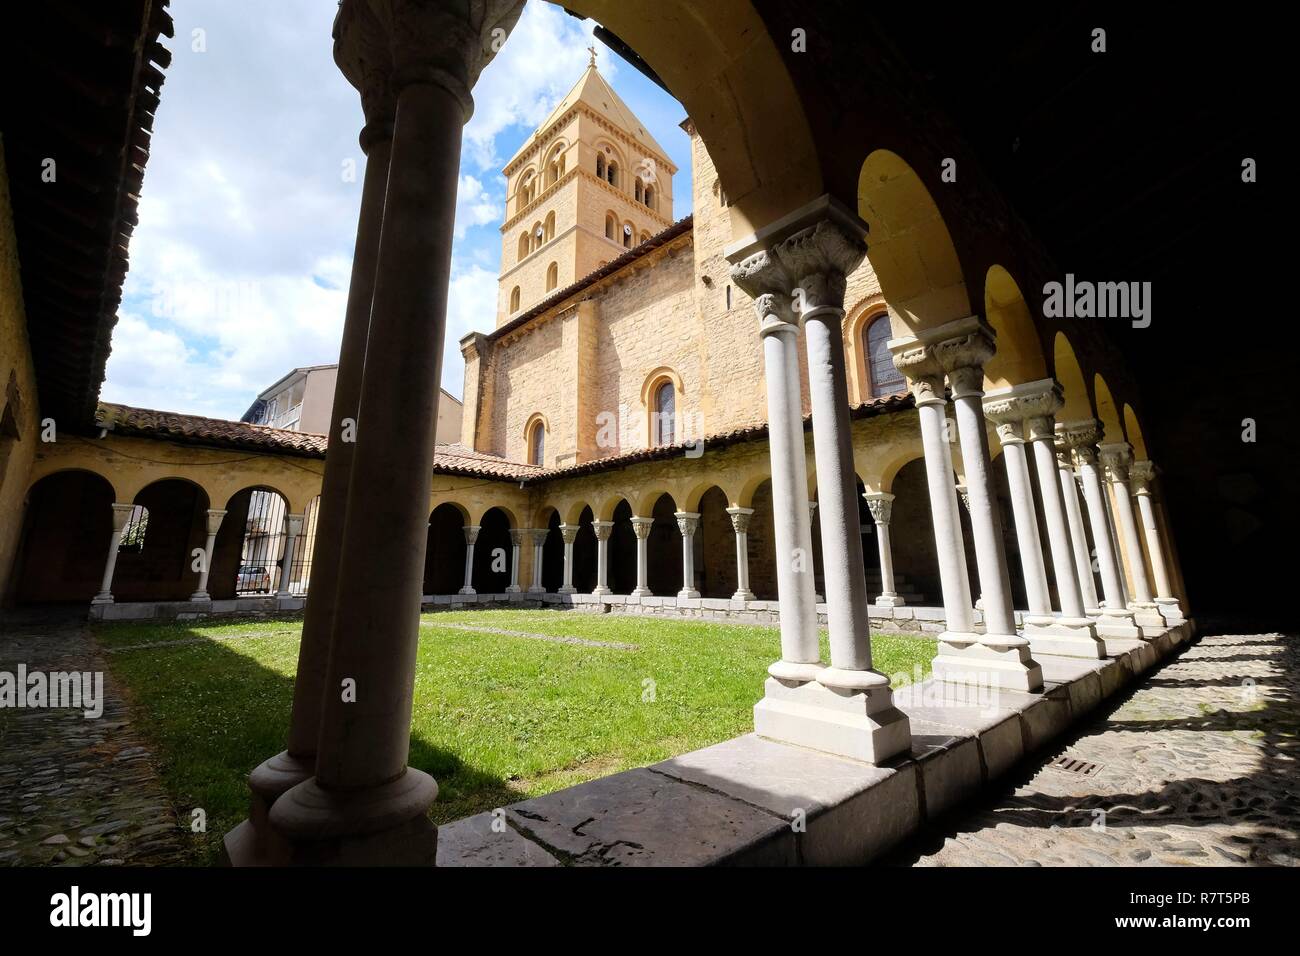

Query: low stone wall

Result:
[437,619,1197,866]
[87,594,305,622]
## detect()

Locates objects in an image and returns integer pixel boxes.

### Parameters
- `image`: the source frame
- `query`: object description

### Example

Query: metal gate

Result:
[236,489,286,594]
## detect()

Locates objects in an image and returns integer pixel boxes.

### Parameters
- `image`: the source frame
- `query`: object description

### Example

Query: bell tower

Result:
[496,51,676,327]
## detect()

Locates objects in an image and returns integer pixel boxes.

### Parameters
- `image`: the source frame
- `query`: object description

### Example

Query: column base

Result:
[1129,603,1168,630]
[267,768,439,866]
[630,587,652,598]
[527,586,545,595]
[457,587,477,597]
[505,585,522,594]
[930,632,1043,692]
[1024,617,1106,659]
[90,593,113,605]
[678,588,700,600]
[1095,608,1146,642]
[753,675,911,765]
[732,589,756,602]
[873,593,905,608]
[590,586,611,597]
[189,591,212,602]
[558,586,576,595]
[1154,597,1185,624]
[223,749,314,866]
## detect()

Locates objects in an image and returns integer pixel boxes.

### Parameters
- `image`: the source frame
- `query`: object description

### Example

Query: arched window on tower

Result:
[607,161,618,188]
[596,154,606,180]
[644,185,654,210]
[604,213,615,240]
[544,211,555,242]
[652,380,675,447]
[865,314,906,397]
[622,222,632,248]
[510,286,521,313]
[528,419,546,466]
[639,231,650,245]
[546,261,558,292]
[531,221,543,253]
[635,178,643,203]
[518,232,529,261]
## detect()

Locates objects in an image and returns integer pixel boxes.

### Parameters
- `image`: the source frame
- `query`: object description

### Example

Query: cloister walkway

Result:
[891,631,1299,866]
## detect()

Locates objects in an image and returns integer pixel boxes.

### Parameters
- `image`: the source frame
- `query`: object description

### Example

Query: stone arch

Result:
[642,367,682,448]
[845,292,891,402]
[983,265,1047,390]
[735,471,771,510]
[211,484,288,598]
[1094,373,1123,443]
[680,477,737,514]
[472,506,515,593]
[532,503,559,529]
[1123,404,1149,460]
[469,502,519,529]
[541,509,564,592]
[857,149,971,336]
[424,501,468,595]
[114,477,210,601]
[543,210,556,242]
[509,285,521,313]
[1052,332,1093,422]
[872,446,926,495]
[646,491,681,596]
[543,140,567,187]
[13,469,116,604]
[562,499,593,525]
[516,232,529,262]
[524,412,548,466]
[545,260,558,292]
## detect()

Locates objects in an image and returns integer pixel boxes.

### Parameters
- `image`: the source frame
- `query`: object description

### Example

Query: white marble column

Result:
[190,508,227,601]
[729,197,909,764]
[1100,443,1167,629]
[527,528,546,594]
[264,0,526,868]
[984,406,1053,625]
[558,523,578,595]
[909,318,1040,690]
[1063,421,1143,640]
[277,514,305,598]
[591,520,612,597]
[506,528,523,593]
[674,512,701,599]
[726,506,755,601]
[862,492,902,607]
[92,503,137,605]
[1131,461,1185,623]
[630,517,653,597]
[1056,442,1101,616]
[458,525,480,596]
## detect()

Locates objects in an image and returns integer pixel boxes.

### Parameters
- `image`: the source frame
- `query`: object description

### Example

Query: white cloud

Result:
[441,263,502,401]
[454,175,500,239]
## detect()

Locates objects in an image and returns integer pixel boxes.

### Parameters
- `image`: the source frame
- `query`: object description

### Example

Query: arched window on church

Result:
[605,213,615,240]
[510,286,521,313]
[596,154,606,180]
[607,161,618,188]
[622,222,633,248]
[528,419,546,466]
[544,211,555,242]
[644,185,654,210]
[519,172,535,211]
[518,232,529,261]
[531,221,543,253]
[546,261,558,292]
[865,313,905,397]
[635,178,643,203]
[639,231,650,245]
[652,380,675,447]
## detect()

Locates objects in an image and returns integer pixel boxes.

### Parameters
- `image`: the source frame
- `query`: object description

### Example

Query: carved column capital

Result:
[630,517,653,540]
[590,520,614,541]
[726,506,755,534]
[674,511,701,536]
[333,0,396,146]
[110,502,136,532]
[509,528,525,547]
[1098,442,1134,483]
[929,316,996,395]
[862,491,895,525]
[285,514,306,537]
[346,0,524,122]
[462,524,481,546]
[205,509,228,536]
[983,379,1063,440]
[890,341,946,406]
[994,419,1025,445]
[1129,459,1157,495]
[1025,415,1056,443]
[1059,417,1104,450]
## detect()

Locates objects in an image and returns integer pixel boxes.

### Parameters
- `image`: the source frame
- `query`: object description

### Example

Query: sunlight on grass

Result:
[98,609,936,864]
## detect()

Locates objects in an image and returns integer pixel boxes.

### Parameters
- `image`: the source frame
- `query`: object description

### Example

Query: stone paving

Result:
[0,609,189,866]
[893,631,1299,867]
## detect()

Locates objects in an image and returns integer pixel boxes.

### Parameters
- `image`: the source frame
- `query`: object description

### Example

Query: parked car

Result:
[236,565,272,592]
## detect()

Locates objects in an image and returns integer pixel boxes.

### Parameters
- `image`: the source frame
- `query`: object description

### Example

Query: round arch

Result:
[1094,374,1124,443]
[983,265,1047,390]
[1052,332,1093,422]
[14,470,116,604]
[1122,404,1149,460]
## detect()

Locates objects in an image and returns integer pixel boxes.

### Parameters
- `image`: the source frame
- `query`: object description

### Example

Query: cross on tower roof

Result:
[588,44,597,68]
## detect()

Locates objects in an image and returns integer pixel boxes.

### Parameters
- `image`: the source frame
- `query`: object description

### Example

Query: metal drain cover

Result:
[1048,755,1102,776]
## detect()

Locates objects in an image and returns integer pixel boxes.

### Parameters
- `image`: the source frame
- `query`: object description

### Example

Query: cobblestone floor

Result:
[0,609,189,866]
[893,631,1299,866]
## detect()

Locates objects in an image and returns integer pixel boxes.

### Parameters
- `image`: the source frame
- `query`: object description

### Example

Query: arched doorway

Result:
[472,507,514,593]
[697,486,733,599]
[646,493,681,596]
[14,470,115,604]
[210,486,289,598]
[113,478,209,602]
[424,503,468,595]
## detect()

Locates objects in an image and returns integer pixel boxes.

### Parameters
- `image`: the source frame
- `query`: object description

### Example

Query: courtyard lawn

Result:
[96,610,937,864]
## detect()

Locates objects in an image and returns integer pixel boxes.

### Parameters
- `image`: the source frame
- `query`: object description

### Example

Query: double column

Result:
[1130,461,1185,623]
[1055,429,1101,615]
[984,380,1103,658]
[861,492,902,607]
[526,528,546,593]
[629,517,653,597]
[458,525,480,596]
[729,196,909,763]
[505,529,523,593]
[244,0,526,867]
[591,520,612,597]
[892,319,1042,690]
[557,524,578,594]
[1099,443,1168,630]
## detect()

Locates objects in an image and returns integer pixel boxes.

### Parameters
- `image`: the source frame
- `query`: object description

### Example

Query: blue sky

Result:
[101,0,692,420]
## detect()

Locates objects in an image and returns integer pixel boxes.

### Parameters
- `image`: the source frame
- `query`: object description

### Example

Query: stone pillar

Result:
[1062,421,1143,641]
[983,409,1052,624]
[674,512,701,599]
[917,319,1040,688]
[277,514,305,598]
[233,2,399,860]
[591,520,612,597]
[506,529,523,593]
[1131,461,1185,623]
[262,0,525,867]
[862,492,902,607]
[558,524,578,595]
[1056,428,1101,614]
[190,508,227,601]
[729,196,909,763]
[1100,443,1167,629]
[726,506,755,601]
[458,525,479,596]
[527,528,546,593]
[630,517,653,597]
[92,503,137,605]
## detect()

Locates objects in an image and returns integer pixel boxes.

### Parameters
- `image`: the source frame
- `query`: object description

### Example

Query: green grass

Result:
[96,609,937,864]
